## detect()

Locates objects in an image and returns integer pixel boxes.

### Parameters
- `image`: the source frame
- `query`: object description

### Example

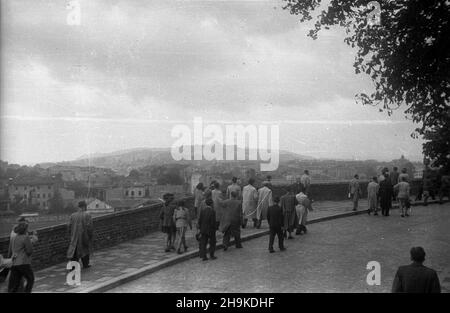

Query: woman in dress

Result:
[173,200,192,254]
[295,187,312,235]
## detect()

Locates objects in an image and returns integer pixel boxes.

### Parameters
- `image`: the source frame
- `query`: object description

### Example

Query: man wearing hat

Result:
[67,200,94,269]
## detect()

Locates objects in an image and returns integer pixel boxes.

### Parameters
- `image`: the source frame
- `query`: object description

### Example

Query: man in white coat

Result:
[256,181,273,229]
[242,178,259,228]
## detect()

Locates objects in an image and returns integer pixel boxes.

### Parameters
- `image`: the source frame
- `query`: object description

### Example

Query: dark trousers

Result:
[71,247,90,268]
[223,227,242,248]
[269,227,284,250]
[381,204,391,216]
[8,264,34,293]
[199,232,216,258]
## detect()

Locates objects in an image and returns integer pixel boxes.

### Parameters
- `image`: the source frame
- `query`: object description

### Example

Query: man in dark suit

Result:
[197,198,217,261]
[392,247,441,293]
[267,196,285,253]
[220,191,243,251]
[379,173,394,216]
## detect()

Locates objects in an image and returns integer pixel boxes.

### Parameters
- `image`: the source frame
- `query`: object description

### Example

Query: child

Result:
[160,193,176,252]
[394,177,411,217]
[173,200,192,254]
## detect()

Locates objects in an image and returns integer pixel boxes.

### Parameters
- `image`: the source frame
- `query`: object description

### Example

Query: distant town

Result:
[0,147,423,218]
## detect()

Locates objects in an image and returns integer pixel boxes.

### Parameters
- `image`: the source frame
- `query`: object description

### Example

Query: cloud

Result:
[0,0,424,164]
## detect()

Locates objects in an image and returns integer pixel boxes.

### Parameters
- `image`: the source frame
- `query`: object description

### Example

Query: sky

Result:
[0,0,424,165]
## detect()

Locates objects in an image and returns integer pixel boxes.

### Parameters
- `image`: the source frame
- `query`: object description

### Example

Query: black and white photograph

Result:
[0,0,449,299]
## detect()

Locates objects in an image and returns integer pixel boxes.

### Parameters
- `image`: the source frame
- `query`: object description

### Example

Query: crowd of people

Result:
[349,165,450,218]
[349,167,412,217]
[1,164,447,293]
[160,172,314,261]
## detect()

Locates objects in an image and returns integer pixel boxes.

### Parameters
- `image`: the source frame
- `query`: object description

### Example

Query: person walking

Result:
[220,191,243,251]
[392,247,441,293]
[67,201,93,269]
[197,198,217,261]
[7,222,35,293]
[348,174,362,211]
[160,194,177,252]
[280,186,298,239]
[1,217,33,283]
[300,170,311,197]
[193,183,205,218]
[173,200,192,254]
[367,176,379,215]
[242,178,259,228]
[267,196,285,253]
[295,188,312,235]
[379,173,394,216]
[394,176,411,217]
[211,181,223,230]
[226,177,241,199]
[256,181,273,229]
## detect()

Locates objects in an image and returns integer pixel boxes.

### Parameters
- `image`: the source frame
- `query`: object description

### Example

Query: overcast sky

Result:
[0,0,424,165]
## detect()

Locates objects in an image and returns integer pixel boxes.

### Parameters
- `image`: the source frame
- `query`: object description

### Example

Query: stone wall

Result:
[0,197,194,270]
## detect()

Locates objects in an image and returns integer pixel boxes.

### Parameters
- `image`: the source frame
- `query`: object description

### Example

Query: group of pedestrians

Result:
[0,217,38,293]
[0,199,94,293]
[349,167,413,217]
[159,193,193,254]
[173,173,314,260]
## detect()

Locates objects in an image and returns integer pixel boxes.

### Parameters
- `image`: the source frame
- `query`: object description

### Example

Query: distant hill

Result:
[58,147,313,174]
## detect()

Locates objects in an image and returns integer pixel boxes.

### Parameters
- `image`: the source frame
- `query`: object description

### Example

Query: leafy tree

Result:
[283,0,450,168]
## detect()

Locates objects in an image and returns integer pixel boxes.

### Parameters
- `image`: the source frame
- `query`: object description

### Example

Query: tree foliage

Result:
[283,0,450,169]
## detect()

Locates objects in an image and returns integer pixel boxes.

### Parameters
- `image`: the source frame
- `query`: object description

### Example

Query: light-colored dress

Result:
[367,181,379,210]
[242,184,258,220]
[295,192,309,226]
[257,186,273,221]
[173,207,191,251]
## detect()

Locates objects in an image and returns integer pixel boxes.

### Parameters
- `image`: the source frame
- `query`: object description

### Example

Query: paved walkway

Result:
[109,203,450,293]
[0,199,441,293]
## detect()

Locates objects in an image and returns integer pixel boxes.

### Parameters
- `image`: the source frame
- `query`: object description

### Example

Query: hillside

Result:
[58,147,313,174]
